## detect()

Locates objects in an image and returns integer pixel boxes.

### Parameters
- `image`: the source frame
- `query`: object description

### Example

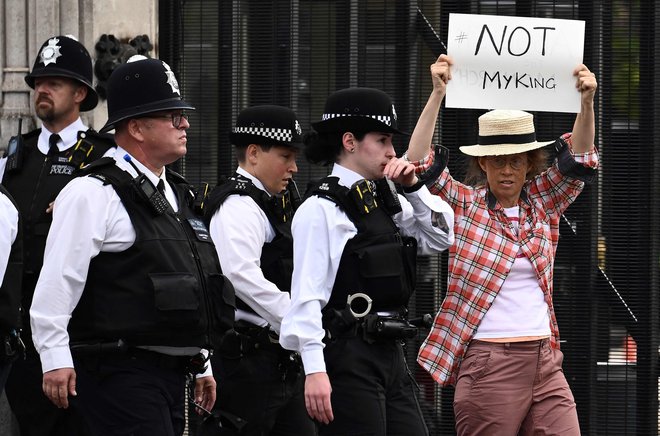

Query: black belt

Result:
[71,341,193,372]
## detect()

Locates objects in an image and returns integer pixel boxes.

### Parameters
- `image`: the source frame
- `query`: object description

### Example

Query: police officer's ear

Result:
[342,132,357,154]
[245,143,260,165]
[125,118,147,142]
[73,83,88,106]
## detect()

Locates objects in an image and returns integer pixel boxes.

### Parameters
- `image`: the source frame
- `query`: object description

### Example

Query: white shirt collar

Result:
[330,163,365,188]
[38,118,87,155]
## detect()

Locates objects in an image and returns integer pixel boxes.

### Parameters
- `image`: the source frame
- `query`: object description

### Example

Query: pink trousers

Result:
[453,339,580,436]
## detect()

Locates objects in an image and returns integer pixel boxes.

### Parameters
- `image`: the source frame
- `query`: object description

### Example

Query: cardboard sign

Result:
[446,13,585,113]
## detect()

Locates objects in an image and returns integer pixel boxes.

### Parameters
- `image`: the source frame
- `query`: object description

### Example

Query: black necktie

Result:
[157,179,166,196]
[48,134,61,157]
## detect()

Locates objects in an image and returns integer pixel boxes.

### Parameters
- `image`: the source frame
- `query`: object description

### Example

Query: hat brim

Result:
[25,70,99,112]
[100,98,195,133]
[312,116,408,136]
[229,132,303,150]
[459,139,555,157]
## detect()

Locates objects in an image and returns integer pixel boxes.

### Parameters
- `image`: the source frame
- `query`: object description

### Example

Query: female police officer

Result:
[279,88,454,435]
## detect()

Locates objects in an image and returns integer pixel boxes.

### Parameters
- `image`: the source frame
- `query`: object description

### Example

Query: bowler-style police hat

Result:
[230,105,303,149]
[312,87,407,135]
[25,35,98,112]
[100,56,195,133]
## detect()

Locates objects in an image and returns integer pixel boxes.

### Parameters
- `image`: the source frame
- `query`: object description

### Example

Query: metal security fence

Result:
[160,1,659,434]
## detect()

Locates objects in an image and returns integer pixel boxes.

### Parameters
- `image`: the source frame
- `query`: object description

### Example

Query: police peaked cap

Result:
[25,36,99,112]
[230,105,303,149]
[100,56,195,133]
[312,87,407,135]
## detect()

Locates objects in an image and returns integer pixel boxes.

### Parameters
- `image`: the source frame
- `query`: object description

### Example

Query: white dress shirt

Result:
[0,117,88,181]
[279,164,454,375]
[30,146,211,376]
[208,167,290,333]
[0,192,19,286]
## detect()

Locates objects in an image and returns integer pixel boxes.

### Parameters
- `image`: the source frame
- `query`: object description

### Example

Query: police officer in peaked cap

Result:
[30,55,235,435]
[279,87,455,435]
[201,105,316,435]
[2,35,114,436]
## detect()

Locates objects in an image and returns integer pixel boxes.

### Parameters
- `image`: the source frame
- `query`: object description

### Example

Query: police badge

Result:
[40,38,62,66]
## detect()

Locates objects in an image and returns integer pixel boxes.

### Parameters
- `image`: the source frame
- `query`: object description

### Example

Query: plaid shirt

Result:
[413,133,599,386]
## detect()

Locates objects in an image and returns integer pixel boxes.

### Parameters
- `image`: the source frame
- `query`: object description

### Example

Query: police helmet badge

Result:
[162,61,181,95]
[39,38,62,66]
[295,120,302,136]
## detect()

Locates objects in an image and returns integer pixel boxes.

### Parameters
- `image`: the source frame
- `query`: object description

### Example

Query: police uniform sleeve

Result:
[394,183,454,255]
[0,192,18,287]
[209,195,291,332]
[30,176,119,372]
[280,196,357,375]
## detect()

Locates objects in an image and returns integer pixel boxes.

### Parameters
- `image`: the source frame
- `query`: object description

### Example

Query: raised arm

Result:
[406,54,453,162]
[570,64,598,153]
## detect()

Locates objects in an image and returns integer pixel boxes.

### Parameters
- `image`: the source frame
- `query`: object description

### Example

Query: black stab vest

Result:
[1,129,115,343]
[68,160,235,349]
[0,186,21,332]
[204,174,295,316]
[307,177,417,313]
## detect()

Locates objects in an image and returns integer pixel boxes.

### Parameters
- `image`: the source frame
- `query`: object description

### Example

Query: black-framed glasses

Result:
[488,155,527,170]
[142,112,189,129]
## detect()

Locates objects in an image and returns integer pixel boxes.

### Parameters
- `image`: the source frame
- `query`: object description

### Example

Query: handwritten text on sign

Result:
[446,14,585,113]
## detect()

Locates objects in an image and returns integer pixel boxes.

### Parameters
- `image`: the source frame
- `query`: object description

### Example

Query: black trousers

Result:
[74,353,188,436]
[5,350,91,436]
[321,337,428,436]
[210,337,317,436]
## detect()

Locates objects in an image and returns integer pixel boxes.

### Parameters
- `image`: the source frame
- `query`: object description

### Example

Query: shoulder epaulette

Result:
[80,156,115,176]
[306,176,363,225]
[204,174,266,221]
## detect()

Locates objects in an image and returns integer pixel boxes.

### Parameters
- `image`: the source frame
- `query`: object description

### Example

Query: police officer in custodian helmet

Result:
[29,56,235,436]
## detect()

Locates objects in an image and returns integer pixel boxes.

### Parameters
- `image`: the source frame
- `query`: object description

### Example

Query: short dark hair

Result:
[303,129,368,166]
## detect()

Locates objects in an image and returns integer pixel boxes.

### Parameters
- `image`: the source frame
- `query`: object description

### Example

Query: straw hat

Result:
[459,110,555,156]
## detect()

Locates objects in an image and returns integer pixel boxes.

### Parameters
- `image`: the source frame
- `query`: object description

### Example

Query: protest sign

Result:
[446,13,585,113]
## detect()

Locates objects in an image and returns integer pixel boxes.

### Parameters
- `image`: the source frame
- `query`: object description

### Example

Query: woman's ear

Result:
[342,132,357,153]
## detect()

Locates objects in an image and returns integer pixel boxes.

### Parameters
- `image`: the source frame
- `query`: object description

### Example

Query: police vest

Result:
[0,185,21,332]
[68,159,235,349]
[1,129,115,344]
[307,176,417,313]
[204,173,296,316]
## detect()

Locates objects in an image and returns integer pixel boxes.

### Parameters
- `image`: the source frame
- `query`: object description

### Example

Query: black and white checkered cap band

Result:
[232,126,293,142]
[321,113,392,126]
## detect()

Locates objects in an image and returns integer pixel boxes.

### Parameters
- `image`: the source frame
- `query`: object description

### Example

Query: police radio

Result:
[123,155,171,215]
[350,179,378,215]
[374,178,403,215]
[5,119,24,172]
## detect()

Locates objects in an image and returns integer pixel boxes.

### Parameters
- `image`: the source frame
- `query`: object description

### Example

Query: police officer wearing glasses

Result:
[2,35,114,436]
[279,88,454,435]
[30,56,235,435]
